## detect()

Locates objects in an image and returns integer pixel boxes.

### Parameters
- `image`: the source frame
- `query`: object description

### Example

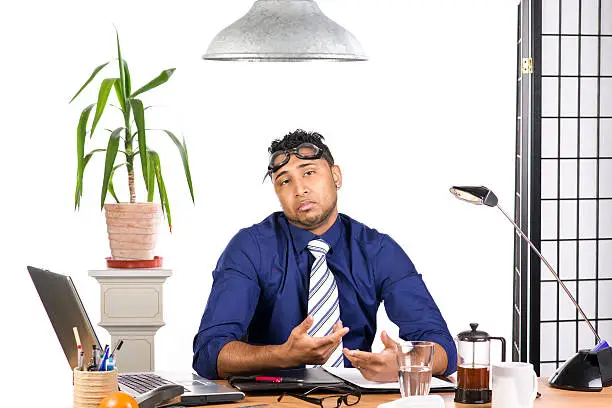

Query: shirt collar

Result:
[286,213,343,254]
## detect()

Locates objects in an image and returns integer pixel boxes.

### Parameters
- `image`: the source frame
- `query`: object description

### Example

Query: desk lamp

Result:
[449,185,612,391]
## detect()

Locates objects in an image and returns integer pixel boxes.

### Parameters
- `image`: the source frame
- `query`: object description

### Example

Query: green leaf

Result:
[113,81,126,112]
[129,98,149,191]
[130,68,175,98]
[91,78,117,136]
[146,153,155,202]
[75,146,106,210]
[122,60,132,97]
[108,180,119,203]
[108,163,126,203]
[100,127,123,209]
[115,29,129,103]
[149,150,172,232]
[74,103,96,210]
[69,61,110,103]
[159,129,195,203]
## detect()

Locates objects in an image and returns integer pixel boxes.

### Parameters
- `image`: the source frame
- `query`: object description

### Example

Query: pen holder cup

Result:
[73,367,118,408]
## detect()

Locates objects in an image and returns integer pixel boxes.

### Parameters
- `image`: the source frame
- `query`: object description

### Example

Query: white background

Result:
[1,0,517,405]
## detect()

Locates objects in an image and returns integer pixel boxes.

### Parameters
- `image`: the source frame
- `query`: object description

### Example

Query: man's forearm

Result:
[432,343,449,376]
[217,341,296,378]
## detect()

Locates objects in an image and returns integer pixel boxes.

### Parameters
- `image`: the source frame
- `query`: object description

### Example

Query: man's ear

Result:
[331,165,342,189]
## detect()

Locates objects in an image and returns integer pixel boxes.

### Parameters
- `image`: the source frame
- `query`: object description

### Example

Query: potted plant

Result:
[71,31,194,262]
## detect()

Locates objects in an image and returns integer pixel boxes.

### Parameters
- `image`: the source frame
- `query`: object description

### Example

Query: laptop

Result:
[27,266,245,406]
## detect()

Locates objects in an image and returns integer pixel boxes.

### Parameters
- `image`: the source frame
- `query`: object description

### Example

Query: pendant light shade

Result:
[202,0,367,62]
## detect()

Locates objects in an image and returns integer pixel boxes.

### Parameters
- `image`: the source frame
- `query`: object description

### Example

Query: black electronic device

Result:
[229,368,346,392]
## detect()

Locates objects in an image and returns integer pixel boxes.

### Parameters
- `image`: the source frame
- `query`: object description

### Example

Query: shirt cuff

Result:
[193,334,237,379]
[426,333,457,377]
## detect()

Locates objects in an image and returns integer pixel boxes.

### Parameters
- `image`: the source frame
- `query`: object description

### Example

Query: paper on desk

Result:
[323,368,456,390]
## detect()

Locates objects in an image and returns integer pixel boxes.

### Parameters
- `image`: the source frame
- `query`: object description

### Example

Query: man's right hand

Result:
[282,316,349,366]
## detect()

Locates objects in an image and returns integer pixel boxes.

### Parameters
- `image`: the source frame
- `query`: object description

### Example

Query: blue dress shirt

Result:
[193,212,457,379]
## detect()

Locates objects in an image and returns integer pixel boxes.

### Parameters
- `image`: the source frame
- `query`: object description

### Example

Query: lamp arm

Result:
[495,204,601,343]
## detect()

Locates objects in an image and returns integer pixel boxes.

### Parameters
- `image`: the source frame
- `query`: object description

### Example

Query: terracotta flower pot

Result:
[104,203,162,260]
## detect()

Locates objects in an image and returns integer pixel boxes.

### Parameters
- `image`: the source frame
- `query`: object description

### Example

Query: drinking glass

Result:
[396,340,435,397]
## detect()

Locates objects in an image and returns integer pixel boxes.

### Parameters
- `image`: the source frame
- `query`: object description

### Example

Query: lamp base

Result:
[548,347,612,391]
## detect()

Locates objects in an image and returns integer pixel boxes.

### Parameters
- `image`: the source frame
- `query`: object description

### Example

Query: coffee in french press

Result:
[455,323,506,404]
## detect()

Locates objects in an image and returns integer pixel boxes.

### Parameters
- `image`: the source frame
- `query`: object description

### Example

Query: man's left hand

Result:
[342,331,398,382]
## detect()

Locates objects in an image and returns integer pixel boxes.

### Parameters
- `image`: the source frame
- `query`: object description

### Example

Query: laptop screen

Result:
[27,266,101,370]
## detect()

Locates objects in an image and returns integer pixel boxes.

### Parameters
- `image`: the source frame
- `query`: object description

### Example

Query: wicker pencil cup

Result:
[73,368,118,408]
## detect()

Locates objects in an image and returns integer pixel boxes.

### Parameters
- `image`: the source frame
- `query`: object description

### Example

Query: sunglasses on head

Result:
[263,142,328,182]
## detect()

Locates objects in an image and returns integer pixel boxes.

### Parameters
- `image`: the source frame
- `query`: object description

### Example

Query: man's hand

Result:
[282,316,349,366]
[342,331,399,382]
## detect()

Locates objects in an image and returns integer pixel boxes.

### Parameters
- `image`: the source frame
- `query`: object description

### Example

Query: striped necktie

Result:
[306,238,344,368]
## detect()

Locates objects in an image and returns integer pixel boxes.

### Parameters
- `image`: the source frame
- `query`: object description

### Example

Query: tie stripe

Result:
[331,353,344,367]
[308,279,337,317]
[309,268,331,300]
[310,255,326,277]
[309,298,339,336]
[306,238,344,368]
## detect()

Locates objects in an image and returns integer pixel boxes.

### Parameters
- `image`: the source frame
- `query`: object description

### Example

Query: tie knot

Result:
[307,239,330,256]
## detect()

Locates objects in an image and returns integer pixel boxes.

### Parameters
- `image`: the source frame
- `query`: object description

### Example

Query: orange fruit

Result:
[99,391,139,408]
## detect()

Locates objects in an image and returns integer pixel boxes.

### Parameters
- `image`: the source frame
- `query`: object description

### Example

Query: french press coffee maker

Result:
[455,323,506,404]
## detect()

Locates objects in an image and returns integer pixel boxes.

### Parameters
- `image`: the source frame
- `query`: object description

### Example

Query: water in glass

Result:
[398,366,432,397]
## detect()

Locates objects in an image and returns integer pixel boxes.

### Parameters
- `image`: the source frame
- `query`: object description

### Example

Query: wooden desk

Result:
[192,379,612,408]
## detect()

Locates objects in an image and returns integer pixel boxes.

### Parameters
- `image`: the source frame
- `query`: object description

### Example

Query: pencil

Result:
[73,327,82,348]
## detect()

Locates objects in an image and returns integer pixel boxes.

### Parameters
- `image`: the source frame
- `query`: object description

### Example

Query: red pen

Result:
[77,345,83,371]
[255,376,304,383]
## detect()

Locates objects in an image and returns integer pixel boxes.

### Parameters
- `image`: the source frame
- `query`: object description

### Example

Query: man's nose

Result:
[293,178,309,196]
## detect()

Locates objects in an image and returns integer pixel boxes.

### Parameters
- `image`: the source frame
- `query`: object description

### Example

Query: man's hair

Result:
[268,129,335,165]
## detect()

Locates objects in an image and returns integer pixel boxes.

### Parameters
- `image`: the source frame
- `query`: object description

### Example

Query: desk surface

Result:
[195,379,612,408]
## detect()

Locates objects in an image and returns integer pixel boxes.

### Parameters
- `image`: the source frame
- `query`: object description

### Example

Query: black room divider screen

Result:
[514,0,612,376]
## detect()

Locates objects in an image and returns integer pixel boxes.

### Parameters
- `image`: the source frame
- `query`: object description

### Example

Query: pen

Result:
[73,327,82,348]
[98,346,108,371]
[77,345,83,371]
[255,376,305,383]
[73,327,82,369]
[100,344,108,368]
[106,356,115,371]
[98,346,110,371]
[111,339,124,357]
[87,345,98,371]
[97,345,105,364]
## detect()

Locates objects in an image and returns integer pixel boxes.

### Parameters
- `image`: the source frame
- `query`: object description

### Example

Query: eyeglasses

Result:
[263,143,328,181]
[277,386,361,408]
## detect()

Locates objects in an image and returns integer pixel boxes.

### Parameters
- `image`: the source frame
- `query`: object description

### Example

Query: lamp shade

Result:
[202,0,368,62]
[449,186,498,207]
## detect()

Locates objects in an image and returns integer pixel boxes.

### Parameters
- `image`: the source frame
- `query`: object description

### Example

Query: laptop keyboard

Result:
[118,374,187,395]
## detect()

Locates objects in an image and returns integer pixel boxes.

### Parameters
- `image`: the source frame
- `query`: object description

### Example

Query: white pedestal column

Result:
[88,268,172,373]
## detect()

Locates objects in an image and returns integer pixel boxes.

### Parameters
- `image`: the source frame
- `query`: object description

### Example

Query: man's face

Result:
[272,154,342,232]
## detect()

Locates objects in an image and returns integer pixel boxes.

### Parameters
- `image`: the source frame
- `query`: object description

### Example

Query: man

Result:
[193,130,457,381]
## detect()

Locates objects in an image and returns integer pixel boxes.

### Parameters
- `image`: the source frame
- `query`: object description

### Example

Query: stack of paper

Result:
[322,367,456,391]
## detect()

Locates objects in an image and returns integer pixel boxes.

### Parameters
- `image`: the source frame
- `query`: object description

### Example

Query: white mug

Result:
[491,362,538,408]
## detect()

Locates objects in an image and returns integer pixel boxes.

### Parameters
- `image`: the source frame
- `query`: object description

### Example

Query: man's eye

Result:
[279,179,290,186]
[305,170,315,176]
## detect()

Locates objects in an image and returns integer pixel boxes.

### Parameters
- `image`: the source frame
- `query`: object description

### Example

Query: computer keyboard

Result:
[118,373,187,395]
